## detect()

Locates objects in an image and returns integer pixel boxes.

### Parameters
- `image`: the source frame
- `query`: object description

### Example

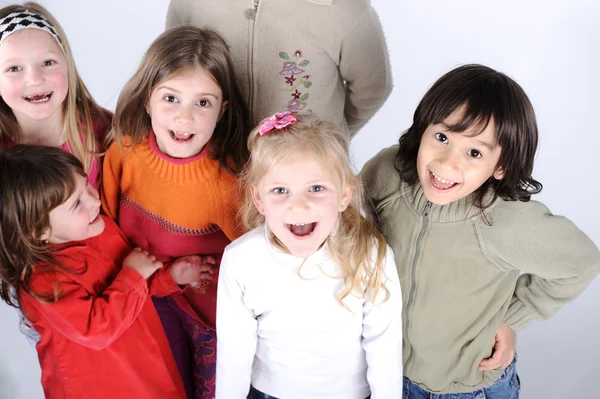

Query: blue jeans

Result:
[403,359,520,399]
[247,386,371,399]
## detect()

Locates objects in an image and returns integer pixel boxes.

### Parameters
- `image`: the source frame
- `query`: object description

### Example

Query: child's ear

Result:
[218,101,229,121]
[338,185,353,212]
[250,186,264,215]
[38,228,51,243]
[493,166,504,180]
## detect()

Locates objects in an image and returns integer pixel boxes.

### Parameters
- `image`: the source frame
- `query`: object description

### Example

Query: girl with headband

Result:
[0,2,111,345]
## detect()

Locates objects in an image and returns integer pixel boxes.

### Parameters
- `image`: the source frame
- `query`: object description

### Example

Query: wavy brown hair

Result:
[109,25,249,174]
[0,145,86,308]
[396,64,542,208]
[0,2,109,174]
[241,112,390,306]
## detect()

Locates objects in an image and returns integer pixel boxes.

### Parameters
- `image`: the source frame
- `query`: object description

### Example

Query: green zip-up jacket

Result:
[361,146,600,393]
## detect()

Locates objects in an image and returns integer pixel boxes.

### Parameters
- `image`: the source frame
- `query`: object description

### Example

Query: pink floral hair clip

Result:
[258,111,297,136]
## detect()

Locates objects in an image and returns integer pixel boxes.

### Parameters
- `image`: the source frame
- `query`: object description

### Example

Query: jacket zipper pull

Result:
[245,0,259,20]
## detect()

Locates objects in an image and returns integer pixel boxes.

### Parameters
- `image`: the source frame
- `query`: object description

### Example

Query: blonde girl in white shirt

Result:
[216,111,403,399]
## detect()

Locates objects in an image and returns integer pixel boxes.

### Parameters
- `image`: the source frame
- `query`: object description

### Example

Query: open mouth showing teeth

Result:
[430,171,459,190]
[169,130,195,142]
[286,222,317,237]
[23,92,52,103]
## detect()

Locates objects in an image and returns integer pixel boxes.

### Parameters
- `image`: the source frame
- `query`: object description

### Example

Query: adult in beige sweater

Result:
[362,65,600,397]
[166,0,392,138]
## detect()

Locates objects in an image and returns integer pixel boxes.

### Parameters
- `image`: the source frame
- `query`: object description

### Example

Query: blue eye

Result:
[468,149,482,158]
[309,185,324,192]
[435,133,448,143]
[273,187,287,194]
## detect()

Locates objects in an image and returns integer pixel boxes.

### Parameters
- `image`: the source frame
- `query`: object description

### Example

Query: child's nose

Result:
[438,148,462,170]
[175,106,193,123]
[86,190,101,209]
[25,67,44,86]
[289,194,310,212]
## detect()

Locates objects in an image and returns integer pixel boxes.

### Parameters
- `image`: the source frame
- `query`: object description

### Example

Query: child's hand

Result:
[171,255,217,286]
[123,247,163,279]
[478,321,516,371]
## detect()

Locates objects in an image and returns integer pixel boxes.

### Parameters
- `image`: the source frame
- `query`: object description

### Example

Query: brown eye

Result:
[435,133,448,143]
[468,149,482,158]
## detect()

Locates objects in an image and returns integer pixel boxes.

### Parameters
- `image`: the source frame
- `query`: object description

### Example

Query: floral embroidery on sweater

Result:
[279,49,312,112]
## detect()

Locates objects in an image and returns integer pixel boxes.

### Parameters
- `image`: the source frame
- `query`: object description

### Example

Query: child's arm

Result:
[360,146,401,226]
[477,200,600,332]
[340,5,393,137]
[478,321,516,371]
[20,250,161,350]
[215,250,257,399]
[149,255,218,296]
[362,245,403,398]
[101,142,123,220]
[145,255,213,296]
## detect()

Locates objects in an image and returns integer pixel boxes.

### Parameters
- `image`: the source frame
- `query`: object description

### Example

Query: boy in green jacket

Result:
[361,64,600,398]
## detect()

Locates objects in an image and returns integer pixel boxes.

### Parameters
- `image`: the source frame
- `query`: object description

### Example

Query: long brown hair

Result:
[396,64,542,208]
[0,2,109,174]
[110,25,249,174]
[0,145,86,308]
[241,112,390,306]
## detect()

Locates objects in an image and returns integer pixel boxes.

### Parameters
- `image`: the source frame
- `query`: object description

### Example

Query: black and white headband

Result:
[0,10,64,52]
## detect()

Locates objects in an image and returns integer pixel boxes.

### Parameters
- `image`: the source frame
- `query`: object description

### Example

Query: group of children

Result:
[0,2,598,399]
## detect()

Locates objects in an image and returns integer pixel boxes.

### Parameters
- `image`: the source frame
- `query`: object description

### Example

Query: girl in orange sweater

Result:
[102,25,249,399]
[0,145,185,399]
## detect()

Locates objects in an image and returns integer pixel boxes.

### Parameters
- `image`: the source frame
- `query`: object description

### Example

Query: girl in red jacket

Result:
[0,145,186,399]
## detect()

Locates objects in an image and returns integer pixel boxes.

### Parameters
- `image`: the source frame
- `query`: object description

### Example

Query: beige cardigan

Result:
[166,0,393,137]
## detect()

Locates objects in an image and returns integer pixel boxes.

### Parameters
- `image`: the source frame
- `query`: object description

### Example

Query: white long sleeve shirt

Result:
[216,225,402,399]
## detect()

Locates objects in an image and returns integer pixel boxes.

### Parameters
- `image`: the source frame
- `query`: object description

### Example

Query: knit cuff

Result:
[149,264,185,297]
[504,295,534,332]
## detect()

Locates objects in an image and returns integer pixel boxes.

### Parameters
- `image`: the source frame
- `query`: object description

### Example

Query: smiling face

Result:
[146,67,227,159]
[416,108,504,206]
[42,173,105,244]
[251,155,352,258]
[0,29,68,127]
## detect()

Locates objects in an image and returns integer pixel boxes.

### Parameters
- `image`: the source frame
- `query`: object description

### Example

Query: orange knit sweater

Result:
[101,131,243,329]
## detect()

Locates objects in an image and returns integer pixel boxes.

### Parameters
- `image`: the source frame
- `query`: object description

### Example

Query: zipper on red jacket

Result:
[404,200,432,369]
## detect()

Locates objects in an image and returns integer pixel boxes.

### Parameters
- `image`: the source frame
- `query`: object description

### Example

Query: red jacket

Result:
[20,216,185,399]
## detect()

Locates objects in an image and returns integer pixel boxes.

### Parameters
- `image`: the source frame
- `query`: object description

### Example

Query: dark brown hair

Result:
[110,25,249,174]
[0,145,86,308]
[396,64,542,208]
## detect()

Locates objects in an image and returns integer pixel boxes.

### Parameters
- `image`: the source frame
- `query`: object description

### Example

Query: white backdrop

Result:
[0,1,598,398]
